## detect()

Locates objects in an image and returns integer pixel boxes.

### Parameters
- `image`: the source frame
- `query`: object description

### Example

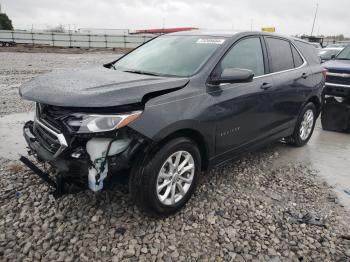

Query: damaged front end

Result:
[20,103,149,197]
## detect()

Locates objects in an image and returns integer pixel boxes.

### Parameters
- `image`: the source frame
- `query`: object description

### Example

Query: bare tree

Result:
[45,24,66,33]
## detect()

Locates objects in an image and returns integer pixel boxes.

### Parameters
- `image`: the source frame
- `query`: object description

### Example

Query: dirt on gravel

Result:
[0,45,132,54]
[0,51,121,116]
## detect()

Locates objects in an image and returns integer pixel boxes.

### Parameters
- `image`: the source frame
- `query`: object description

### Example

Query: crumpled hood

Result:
[323,59,350,73]
[19,66,189,107]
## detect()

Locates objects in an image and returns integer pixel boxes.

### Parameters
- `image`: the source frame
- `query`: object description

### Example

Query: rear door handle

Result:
[301,72,309,79]
[260,82,273,90]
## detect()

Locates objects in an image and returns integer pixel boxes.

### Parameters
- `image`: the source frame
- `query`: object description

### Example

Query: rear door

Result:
[211,36,275,158]
[264,37,314,133]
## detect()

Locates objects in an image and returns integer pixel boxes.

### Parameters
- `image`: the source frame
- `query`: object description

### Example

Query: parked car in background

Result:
[318,47,344,63]
[323,44,350,98]
[0,40,16,47]
[310,42,322,50]
[326,44,347,49]
[19,31,325,216]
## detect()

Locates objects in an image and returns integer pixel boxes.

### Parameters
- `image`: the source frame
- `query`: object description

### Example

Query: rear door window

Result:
[266,37,294,72]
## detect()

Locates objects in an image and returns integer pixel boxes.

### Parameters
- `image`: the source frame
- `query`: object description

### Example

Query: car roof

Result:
[323,47,344,50]
[167,29,240,37]
[328,44,346,46]
[168,29,298,40]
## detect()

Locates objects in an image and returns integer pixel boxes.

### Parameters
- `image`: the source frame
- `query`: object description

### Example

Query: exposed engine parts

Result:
[86,138,131,191]
[20,103,148,197]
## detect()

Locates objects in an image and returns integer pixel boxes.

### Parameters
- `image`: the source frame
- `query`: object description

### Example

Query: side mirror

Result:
[210,68,254,85]
[331,54,336,60]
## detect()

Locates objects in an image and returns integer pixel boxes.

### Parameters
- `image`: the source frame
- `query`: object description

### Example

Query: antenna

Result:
[310,3,319,36]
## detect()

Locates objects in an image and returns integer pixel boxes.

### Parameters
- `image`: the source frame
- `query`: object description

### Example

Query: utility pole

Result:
[310,3,318,36]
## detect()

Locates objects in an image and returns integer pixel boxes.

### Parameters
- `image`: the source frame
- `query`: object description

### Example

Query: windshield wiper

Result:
[123,70,162,76]
[335,58,350,60]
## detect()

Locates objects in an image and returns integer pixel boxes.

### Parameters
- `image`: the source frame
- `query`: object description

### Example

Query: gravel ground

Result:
[0,51,120,116]
[0,51,350,261]
[1,150,350,261]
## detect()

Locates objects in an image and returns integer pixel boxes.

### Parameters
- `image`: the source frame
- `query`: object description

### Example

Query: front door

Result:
[210,36,275,158]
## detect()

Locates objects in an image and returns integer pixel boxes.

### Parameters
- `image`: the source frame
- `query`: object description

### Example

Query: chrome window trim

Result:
[254,39,308,79]
[34,117,68,158]
[325,82,350,88]
[215,36,308,85]
[219,44,308,85]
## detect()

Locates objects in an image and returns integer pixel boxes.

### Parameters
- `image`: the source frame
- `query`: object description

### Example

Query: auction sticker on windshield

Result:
[196,38,225,44]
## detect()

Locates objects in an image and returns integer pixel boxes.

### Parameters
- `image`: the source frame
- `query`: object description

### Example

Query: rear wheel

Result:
[129,137,201,216]
[286,102,316,147]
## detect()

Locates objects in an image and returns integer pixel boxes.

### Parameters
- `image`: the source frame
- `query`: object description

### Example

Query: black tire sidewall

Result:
[131,137,201,216]
[292,102,317,146]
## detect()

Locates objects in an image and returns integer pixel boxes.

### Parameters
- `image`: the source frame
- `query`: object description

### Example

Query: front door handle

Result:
[301,72,309,79]
[260,82,273,90]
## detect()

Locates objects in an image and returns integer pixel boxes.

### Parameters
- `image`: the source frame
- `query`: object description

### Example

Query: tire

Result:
[129,137,201,217]
[286,102,317,147]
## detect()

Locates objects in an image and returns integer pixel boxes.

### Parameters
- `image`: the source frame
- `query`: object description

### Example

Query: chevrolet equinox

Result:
[19,31,325,216]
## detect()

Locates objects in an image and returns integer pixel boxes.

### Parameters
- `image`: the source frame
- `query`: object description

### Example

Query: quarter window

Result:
[266,38,294,72]
[291,45,304,67]
[220,37,265,77]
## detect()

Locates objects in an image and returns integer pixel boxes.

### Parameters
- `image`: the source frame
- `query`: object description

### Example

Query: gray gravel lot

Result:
[0,51,350,261]
[1,152,350,261]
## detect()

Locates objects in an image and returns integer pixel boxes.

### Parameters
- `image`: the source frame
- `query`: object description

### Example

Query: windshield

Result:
[114,35,226,77]
[336,46,350,60]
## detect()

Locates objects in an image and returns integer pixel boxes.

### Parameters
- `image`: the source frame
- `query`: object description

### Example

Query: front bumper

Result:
[22,120,89,196]
[23,120,56,162]
[325,82,350,97]
[21,119,148,196]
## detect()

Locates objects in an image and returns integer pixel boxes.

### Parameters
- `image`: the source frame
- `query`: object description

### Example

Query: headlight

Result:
[66,111,142,133]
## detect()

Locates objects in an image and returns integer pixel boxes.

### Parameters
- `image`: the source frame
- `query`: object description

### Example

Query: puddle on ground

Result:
[276,121,350,211]
[0,111,34,160]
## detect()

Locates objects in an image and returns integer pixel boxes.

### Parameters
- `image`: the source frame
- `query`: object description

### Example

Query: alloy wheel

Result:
[156,150,195,206]
[299,109,314,140]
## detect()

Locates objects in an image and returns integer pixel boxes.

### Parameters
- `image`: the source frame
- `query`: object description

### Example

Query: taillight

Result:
[322,68,328,80]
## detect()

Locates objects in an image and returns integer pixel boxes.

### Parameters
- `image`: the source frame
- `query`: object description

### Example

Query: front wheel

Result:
[286,102,316,147]
[129,137,201,216]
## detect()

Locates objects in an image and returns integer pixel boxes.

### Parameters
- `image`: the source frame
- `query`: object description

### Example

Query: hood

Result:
[19,66,189,107]
[323,59,350,73]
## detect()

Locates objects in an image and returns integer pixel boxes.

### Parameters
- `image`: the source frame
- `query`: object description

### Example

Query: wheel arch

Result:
[306,95,322,116]
[153,128,210,171]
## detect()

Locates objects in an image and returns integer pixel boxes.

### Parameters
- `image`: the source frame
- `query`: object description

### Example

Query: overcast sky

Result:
[2,0,349,36]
